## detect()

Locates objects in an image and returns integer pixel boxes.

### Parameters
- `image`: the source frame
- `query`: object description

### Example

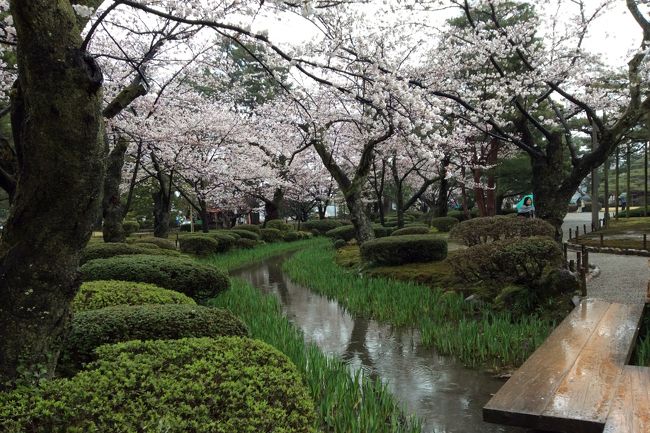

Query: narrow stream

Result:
[231,253,525,433]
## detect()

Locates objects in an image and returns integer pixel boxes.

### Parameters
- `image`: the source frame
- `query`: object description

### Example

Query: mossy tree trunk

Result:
[151,155,173,238]
[434,157,450,217]
[0,0,105,387]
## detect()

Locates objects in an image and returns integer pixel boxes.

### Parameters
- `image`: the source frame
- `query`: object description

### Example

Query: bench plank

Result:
[540,303,644,433]
[483,299,611,427]
[603,366,650,433]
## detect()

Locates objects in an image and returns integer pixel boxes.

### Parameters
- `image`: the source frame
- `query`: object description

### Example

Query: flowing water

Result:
[231,254,525,433]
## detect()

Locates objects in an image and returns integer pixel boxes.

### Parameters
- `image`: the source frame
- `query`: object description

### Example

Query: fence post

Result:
[645,234,647,250]
[583,223,587,235]
[576,226,580,240]
[569,259,576,272]
[563,243,568,268]
[600,233,604,246]
[569,228,573,240]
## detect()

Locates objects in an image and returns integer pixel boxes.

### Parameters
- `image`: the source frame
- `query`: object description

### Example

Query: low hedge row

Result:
[179,235,221,256]
[265,219,291,231]
[360,235,448,266]
[73,280,196,312]
[235,224,261,234]
[122,220,140,236]
[80,242,180,264]
[448,236,563,284]
[60,304,249,373]
[326,225,356,241]
[429,217,459,232]
[260,228,283,243]
[130,237,177,250]
[302,219,345,234]
[2,338,316,433]
[228,229,260,240]
[391,226,430,236]
[450,215,555,246]
[80,254,230,302]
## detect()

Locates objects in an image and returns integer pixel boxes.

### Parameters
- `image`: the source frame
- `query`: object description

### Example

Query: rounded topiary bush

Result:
[122,220,140,236]
[260,228,283,243]
[235,224,261,234]
[60,304,249,372]
[283,231,302,242]
[132,242,161,250]
[448,236,563,284]
[211,232,236,252]
[178,235,220,256]
[449,215,555,246]
[325,225,356,242]
[73,280,196,312]
[132,237,177,250]
[236,238,258,249]
[221,230,241,239]
[372,224,395,238]
[265,219,291,231]
[80,254,230,302]
[429,216,459,232]
[391,226,430,236]
[302,219,344,235]
[360,234,448,266]
[228,229,260,241]
[80,242,180,265]
[333,239,347,249]
[2,337,316,433]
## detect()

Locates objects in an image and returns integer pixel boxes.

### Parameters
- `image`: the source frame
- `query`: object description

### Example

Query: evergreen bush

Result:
[235,224,262,234]
[449,215,555,246]
[302,219,345,234]
[122,220,140,236]
[73,280,195,312]
[265,219,291,231]
[80,242,180,265]
[260,228,283,243]
[391,226,430,236]
[80,255,230,302]
[228,229,261,240]
[60,305,249,373]
[178,235,220,256]
[325,225,356,241]
[360,235,448,266]
[1,337,316,433]
[283,231,302,242]
[132,237,177,250]
[429,217,459,232]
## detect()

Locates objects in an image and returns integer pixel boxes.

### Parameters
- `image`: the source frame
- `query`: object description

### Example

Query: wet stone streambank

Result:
[231,253,525,433]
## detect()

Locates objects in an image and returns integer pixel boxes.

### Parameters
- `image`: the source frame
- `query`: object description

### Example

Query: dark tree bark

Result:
[0,0,105,386]
[263,188,284,222]
[151,156,173,238]
[102,136,128,242]
[434,159,450,217]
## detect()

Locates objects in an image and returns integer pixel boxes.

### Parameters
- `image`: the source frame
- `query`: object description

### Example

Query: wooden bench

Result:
[603,366,650,433]
[483,299,645,433]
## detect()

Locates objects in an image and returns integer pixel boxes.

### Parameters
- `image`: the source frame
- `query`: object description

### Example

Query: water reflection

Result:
[232,254,525,433]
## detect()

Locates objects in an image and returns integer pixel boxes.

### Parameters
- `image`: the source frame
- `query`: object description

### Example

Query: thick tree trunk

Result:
[434,169,449,217]
[102,136,128,242]
[152,173,172,238]
[345,190,375,243]
[199,198,209,233]
[317,203,326,219]
[0,0,104,386]
[264,188,284,222]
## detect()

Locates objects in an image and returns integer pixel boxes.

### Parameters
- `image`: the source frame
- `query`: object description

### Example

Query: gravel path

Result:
[561,212,648,303]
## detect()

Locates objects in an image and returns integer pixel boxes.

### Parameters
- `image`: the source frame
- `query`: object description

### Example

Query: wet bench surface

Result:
[483,299,646,433]
[603,366,650,433]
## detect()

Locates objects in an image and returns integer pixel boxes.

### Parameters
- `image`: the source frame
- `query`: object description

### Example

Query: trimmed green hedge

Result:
[391,226,430,236]
[2,338,316,433]
[80,242,180,264]
[132,242,161,250]
[429,217,459,232]
[131,237,177,250]
[122,220,140,236]
[302,219,345,235]
[449,215,555,246]
[372,224,395,238]
[211,232,237,252]
[283,231,303,242]
[616,208,650,218]
[73,280,196,312]
[179,235,221,256]
[80,255,230,302]
[236,238,259,249]
[60,304,249,373]
[265,219,291,231]
[228,229,261,241]
[260,228,283,243]
[235,224,261,234]
[360,235,448,266]
[448,236,564,284]
[326,225,356,241]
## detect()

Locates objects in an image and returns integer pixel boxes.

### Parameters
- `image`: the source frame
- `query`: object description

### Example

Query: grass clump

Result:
[208,279,422,433]
[2,337,316,433]
[284,244,553,369]
[73,280,196,311]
